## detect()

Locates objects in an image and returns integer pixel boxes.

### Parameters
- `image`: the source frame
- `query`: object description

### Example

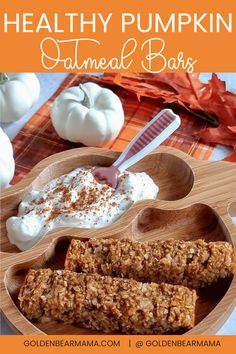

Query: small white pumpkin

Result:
[51,82,124,147]
[0,73,40,123]
[0,127,15,190]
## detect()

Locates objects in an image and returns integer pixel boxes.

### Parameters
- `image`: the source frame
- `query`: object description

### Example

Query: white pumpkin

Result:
[0,127,15,190]
[51,82,124,147]
[0,73,40,123]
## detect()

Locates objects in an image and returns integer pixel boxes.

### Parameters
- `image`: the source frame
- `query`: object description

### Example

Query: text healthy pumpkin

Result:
[51,82,124,147]
[0,73,40,123]
[0,127,15,189]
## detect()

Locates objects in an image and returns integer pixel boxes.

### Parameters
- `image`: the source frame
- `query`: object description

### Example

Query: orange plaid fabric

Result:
[12,74,214,184]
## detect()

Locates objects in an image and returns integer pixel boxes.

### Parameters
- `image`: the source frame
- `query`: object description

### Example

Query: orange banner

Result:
[0,0,236,72]
[1,336,236,354]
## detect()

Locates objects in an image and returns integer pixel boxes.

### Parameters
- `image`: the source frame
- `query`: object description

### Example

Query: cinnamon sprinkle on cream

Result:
[6,166,159,251]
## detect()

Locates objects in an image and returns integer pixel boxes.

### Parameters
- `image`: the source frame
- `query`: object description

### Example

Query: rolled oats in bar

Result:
[65,238,236,288]
[18,269,197,334]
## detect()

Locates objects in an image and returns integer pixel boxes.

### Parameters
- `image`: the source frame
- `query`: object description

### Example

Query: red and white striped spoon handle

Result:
[114,109,181,172]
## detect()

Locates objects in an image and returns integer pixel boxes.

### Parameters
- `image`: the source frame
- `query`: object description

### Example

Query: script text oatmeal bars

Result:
[65,238,236,288]
[18,269,197,334]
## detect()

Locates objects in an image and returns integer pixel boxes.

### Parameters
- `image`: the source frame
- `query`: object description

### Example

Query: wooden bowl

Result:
[1,146,236,335]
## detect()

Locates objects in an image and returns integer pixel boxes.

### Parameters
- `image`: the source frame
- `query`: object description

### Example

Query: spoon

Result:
[92,108,181,188]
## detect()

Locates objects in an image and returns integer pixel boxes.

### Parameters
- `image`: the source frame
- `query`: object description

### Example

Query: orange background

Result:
[0,336,236,354]
[0,0,236,72]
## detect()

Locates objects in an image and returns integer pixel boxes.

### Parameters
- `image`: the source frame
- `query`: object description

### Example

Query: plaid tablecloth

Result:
[12,74,213,184]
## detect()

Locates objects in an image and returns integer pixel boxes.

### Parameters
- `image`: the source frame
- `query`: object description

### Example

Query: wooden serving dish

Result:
[0,146,236,335]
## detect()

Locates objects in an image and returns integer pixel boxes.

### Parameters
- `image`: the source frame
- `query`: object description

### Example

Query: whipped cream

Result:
[6,167,158,251]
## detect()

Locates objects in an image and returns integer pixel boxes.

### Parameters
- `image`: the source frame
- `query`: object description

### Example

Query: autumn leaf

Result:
[197,74,236,126]
[194,125,236,162]
[89,73,236,161]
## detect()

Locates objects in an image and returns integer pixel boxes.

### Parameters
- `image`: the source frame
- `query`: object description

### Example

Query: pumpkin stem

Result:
[79,84,92,108]
[0,73,9,84]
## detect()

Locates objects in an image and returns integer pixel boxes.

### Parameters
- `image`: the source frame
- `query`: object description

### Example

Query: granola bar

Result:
[18,269,197,334]
[65,238,236,288]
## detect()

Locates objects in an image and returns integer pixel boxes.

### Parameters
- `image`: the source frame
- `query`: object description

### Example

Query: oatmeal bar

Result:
[65,238,236,288]
[18,269,197,334]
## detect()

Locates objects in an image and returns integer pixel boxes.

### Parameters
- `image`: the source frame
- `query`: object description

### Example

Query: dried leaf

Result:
[197,74,236,126]
[194,125,236,162]
[194,125,236,144]
[90,72,236,161]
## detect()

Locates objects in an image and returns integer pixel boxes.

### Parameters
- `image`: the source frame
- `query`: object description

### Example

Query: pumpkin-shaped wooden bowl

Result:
[0,146,236,335]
